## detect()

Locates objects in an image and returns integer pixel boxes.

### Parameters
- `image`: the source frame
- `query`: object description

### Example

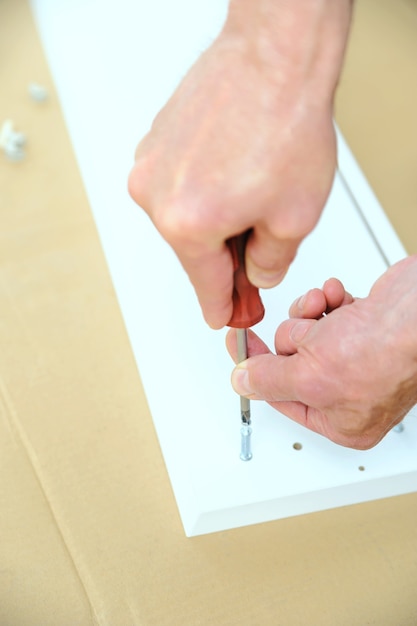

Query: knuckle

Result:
[127,166,145,205]
[128,154,154,208]
[268,199,322,240]
[153,199,210,255]
[155,204,192,240]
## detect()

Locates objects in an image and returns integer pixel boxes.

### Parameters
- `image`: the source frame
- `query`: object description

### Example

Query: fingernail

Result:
[232,365,252,396]
[297,289,311,311]
[290,321,311,343]
[297,293,307,311]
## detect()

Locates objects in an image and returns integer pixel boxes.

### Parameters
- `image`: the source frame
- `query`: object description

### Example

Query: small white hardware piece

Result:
[28,82,49,102]
[0,119,26,161]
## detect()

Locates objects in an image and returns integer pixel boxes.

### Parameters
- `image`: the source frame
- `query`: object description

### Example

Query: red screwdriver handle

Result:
[226,232,265,328]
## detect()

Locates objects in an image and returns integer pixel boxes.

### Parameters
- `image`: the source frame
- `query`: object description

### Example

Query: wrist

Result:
[223,0,353,106]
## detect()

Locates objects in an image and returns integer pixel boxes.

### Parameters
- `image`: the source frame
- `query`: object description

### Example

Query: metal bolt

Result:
[236,328,254,461]
[240,423,252,461]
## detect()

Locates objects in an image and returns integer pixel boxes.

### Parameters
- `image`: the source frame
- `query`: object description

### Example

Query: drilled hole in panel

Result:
[293,442,303,451]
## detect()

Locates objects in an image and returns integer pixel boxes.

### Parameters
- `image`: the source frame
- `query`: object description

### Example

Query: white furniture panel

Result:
[31,0,417,536]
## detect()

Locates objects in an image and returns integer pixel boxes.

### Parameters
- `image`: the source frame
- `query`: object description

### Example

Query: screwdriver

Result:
[227,232,265,461]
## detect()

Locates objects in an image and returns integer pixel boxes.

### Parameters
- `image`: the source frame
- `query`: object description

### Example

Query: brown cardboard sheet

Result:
[1,1,416,624]
[335,0,417,254]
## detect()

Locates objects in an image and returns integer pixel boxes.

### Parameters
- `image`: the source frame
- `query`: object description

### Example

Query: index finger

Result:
[177,244,234,329]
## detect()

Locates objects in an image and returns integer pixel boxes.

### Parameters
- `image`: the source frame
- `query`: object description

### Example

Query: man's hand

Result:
[129,1,353,328]
[227,256,417,449]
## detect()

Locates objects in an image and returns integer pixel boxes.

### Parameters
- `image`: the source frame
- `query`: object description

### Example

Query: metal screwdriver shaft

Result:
[227,232,265,462]
[236,328,252,461]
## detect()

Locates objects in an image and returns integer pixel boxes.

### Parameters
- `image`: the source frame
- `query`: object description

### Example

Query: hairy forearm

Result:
[223,0,354,104]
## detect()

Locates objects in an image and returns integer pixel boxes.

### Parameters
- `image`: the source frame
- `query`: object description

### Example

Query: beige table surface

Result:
[335,0,417,255]
[1,1,416,625]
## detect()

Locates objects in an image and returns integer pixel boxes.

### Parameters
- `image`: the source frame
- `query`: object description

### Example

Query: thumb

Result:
[245,225,299,289]
[231,353,301,402]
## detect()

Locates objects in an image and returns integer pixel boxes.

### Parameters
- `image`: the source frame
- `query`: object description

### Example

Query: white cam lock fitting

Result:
[0,119,27,161]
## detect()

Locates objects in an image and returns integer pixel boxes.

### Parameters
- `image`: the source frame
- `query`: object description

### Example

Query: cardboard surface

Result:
[335,0,417,255]
[27,0,416,538]
[1,0,417,624]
